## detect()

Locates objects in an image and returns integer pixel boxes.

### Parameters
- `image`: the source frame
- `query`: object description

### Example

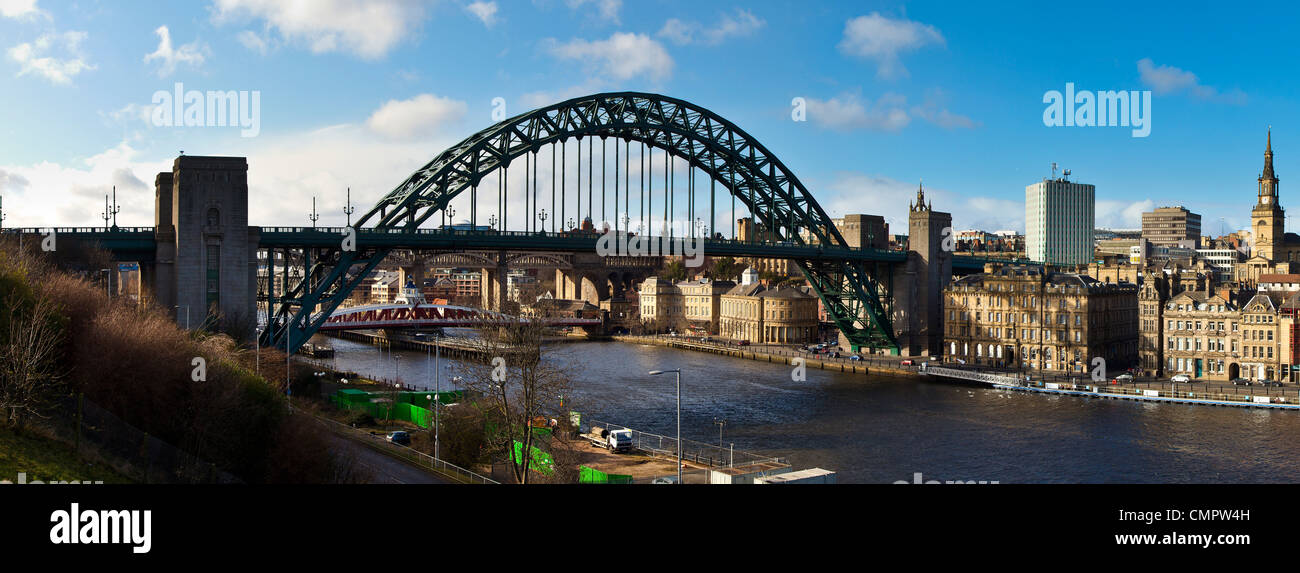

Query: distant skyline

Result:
[0,1,1295,236]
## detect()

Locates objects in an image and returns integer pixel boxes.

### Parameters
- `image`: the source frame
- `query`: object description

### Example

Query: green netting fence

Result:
[511,440,554,475]
[579,466,633,484]
[330,389,461,429]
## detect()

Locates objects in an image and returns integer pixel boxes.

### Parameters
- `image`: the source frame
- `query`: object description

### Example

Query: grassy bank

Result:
[0,426,131,484]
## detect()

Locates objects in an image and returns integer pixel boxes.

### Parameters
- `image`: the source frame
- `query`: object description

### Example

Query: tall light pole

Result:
[309,196,320,228]
[713,418,725,449]
[343,187,356,228]
[648,368,682,484]
[434,332,442,458]
[255,327,262,376]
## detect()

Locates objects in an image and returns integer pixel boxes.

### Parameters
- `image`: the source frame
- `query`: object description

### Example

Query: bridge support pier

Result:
[480,250,507,311]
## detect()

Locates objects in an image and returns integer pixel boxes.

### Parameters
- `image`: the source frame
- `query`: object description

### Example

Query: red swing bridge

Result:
[318,302,602,331]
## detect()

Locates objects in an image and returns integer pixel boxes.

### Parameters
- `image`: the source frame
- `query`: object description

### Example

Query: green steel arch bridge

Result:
[4,93,1026,354]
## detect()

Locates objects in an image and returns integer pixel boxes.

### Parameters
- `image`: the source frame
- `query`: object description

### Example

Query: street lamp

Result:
[647,368,682,485]
[430,332,444,459]
[255,326,262,376]
[713,418,725,449]
[538,209,548,234]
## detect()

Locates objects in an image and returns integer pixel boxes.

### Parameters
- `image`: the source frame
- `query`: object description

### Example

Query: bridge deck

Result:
[4,226,1024,269]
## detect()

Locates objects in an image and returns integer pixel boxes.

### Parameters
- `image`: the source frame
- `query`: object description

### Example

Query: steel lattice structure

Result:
[261,92,899,353]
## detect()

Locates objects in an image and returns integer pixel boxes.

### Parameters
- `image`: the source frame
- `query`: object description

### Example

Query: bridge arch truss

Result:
[263,92,898,353]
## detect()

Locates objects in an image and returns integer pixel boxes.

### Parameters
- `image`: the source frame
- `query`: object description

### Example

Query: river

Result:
[318,333,1300,483]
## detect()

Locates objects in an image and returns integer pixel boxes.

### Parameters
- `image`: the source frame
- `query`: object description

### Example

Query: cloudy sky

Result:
[0,0,1292,237]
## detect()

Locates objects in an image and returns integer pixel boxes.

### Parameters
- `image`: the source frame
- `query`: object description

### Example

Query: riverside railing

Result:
[588,419,786,470]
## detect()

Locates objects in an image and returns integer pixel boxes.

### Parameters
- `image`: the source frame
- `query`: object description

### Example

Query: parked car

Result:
[652,476,680,484]
[1231,378,1253,386]
[849,354,862,361]
[386,431,411,446]
[736,340,750,346]
[1260,380,1283,387]
[900,359,914,366]
[1170,374,1191,383]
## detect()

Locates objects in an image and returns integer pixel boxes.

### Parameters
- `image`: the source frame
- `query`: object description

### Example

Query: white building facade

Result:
[1026,178,1095,266]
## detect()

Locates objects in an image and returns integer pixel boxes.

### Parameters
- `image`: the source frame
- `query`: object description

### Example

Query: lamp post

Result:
[434,332,442,458]
[343,187,355,227]
[489,214,498,230]
[647,368,682,484]
[713,418,725,449]
[255,327,262,376]
[538,209,548,234]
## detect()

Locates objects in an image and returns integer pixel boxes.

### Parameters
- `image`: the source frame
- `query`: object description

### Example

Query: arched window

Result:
[207,208,220,227]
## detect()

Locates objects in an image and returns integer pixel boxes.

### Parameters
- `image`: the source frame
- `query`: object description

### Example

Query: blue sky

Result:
[0,0,1294,237]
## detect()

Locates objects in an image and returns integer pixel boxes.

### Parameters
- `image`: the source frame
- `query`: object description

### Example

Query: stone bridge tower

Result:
[893,181,952,356]
[153,155,260,333]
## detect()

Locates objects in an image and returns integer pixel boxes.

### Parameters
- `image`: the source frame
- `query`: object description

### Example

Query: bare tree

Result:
[461,314,575,484]
[0,293,66,427]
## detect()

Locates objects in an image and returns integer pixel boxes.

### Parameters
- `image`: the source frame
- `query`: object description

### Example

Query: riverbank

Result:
[612,334,921,379]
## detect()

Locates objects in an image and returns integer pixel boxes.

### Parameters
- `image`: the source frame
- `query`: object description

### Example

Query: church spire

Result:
[913,179,928,212]
[1263,127,1276,181]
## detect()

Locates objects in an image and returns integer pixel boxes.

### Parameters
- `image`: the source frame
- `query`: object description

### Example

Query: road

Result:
[327,433,452,484]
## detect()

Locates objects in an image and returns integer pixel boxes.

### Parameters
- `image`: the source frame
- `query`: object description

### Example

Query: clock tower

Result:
[1252,129,1284,261]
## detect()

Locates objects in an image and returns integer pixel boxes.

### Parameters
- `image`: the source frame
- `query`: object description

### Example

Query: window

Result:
[206,244,220,311]
[206,208,220,227]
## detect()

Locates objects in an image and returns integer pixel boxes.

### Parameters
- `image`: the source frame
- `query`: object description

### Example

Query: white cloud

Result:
[838,12,944,79]
[365,94,469,140]
[0,141,173,227]
[7,30,94,85]
[910,89,979,129]
[0,0,42,19]
[1096,198,1154,229]
[0,168,30,192]
[805,91,977,132]
[236,29,270,55]
[518,79,607,110]
[144,25,207,77]
[211,0,433,59]
[658,8,764,46]
[821,172,1023,232]
[1137,58,1245,104]
[806,93,911,132]
[465,1,498,27]
[566,0,621,25]
[545,32,673,82]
